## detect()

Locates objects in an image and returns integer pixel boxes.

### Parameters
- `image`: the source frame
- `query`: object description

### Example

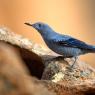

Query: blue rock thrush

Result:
[25,22,95,67]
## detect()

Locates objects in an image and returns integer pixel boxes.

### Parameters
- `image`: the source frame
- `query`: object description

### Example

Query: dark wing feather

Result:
[53,37,93,50]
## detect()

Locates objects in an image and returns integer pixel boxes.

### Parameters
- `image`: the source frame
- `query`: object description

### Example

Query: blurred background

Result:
[0,0,95,67]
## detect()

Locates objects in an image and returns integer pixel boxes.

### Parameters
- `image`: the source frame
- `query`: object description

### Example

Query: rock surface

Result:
[0,42,55,95]
[0,27,95,95]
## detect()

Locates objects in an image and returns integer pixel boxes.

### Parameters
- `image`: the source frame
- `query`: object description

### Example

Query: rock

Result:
[0,27,45,79]
[0,42,55,95]
[0,27,95,95]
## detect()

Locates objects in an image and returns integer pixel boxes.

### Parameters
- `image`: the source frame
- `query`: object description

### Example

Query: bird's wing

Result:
[52,35,92,50]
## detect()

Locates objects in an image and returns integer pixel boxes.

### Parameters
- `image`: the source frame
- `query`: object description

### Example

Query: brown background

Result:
[0,0,95,67]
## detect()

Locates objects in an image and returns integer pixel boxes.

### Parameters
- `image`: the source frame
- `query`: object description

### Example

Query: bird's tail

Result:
[88,45,95,53]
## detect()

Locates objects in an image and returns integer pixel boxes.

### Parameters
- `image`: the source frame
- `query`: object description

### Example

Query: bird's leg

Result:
[67,56,78,71]
[70,56,78,68]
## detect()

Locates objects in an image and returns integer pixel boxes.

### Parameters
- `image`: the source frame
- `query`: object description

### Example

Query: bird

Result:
[25,22,95,68]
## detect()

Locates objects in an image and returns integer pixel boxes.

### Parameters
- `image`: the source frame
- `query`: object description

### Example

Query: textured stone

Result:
[0,42,55,95]
[0,27,95,95]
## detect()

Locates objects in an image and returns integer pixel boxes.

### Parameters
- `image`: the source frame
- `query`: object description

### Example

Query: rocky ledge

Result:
[0,27,95,95]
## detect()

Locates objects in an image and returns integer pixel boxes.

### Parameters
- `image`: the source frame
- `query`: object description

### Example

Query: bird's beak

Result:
[24,22,34,27]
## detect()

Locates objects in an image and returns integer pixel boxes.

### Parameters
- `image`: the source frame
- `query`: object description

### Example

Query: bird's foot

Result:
[67,57,78,71]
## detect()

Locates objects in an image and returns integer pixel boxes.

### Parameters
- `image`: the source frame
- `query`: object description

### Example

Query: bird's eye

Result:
[38,24,41,27]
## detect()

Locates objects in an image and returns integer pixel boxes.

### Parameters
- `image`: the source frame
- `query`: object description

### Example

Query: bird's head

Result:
[24,22,53,35]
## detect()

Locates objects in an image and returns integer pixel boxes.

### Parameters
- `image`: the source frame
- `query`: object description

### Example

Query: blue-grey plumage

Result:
[25,22,95,67]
